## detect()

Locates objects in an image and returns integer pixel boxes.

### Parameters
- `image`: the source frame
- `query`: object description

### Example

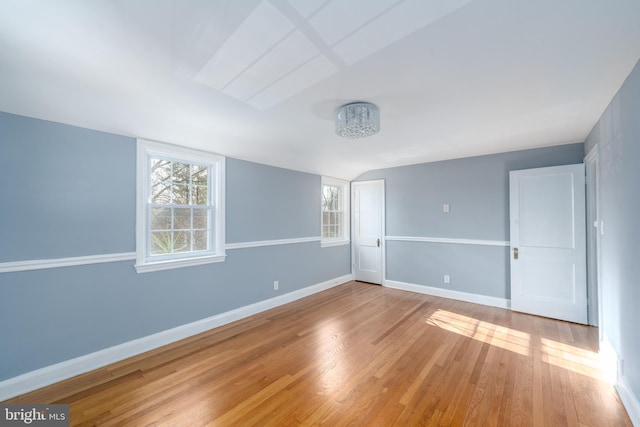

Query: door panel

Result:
[519,173,575,248]
[509,164,587,324]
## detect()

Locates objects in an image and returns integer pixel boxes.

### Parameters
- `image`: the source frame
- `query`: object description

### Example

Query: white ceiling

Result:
[1,0,639,180]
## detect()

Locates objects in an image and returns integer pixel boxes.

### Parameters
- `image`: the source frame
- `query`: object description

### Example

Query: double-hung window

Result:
[321,177,350,247]
[135,139,225,272]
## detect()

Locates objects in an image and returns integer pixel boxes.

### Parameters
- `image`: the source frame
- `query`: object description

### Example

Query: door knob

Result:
[377,238,381,247]
[513,247,518,260]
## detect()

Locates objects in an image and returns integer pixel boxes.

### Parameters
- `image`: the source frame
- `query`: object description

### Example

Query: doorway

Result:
[352,180,385,284]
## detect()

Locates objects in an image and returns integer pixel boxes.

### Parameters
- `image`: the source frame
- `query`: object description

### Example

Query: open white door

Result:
[509,164,587,324]
[352,180,384,284]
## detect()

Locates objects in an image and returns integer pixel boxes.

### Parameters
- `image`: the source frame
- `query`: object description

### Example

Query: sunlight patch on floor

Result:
[426,309,531,356]
[541,337,613,382]
[426,309,614,383]
[314,320,349,393]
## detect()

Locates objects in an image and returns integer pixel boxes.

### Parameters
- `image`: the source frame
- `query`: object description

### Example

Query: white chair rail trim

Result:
[0,252,137,274]
[385,236,510,247]
[225,236,321,250]
[0,237,326,274]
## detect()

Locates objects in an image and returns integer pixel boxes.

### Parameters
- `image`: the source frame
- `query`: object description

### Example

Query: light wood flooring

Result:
[4,281,631,426]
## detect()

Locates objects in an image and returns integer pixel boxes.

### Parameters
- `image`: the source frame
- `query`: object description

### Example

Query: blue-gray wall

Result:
[585,59,640,402]
[356,143,585,300]
[0,112,350,381]
[0,115,135,260]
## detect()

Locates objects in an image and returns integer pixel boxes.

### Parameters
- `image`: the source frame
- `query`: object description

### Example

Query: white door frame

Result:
[585,144,603,334]
[351,179,386,284]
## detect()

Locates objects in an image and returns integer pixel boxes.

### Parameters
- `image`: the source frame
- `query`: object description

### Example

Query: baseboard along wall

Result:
[383,279,511,309]
[601,336,640,427]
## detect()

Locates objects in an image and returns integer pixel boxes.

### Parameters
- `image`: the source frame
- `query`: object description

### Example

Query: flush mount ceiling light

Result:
[335,102,380,139]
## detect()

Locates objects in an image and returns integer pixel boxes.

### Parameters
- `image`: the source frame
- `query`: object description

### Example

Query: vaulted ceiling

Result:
[1,0,639,179]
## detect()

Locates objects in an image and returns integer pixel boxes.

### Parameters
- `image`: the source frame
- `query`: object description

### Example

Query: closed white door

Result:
[352,180,384,284]
[509,164,587,324]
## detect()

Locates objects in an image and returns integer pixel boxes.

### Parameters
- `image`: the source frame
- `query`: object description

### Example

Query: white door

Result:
[352,180,384,284]
[509,164,587,324]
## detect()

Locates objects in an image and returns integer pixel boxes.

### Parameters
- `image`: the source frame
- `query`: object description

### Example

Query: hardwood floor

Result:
[4,281,631,426]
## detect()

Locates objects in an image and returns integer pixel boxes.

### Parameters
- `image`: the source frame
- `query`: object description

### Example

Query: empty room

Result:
[1,0,639,425]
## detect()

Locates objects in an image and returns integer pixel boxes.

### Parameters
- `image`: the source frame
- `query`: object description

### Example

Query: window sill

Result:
[134,253,226,273]
[321,239,350,248]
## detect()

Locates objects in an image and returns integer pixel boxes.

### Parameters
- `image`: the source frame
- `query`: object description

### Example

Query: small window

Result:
[136,139,225,273]
[321,177,350,247]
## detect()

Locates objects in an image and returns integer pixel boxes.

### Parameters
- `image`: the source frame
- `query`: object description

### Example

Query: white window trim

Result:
[135,139,226,273]
[321,176,350,248]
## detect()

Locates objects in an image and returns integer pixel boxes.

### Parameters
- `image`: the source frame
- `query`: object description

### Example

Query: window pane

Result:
[331,186,339,210]
[174,208,191,230]
[173,162,190,184]
[151,159,171,183]
[322,225,329,239]
[150,231,172,255]
[150,207,171,230]
[193,185,208,205]
[174,231,191,253]
[323,186,330,210]
[193,230,208,251]
[193,208,208,229]
[322,185,339,211]
[192,164,208,185]
[172,184,190,204]
[151,182,171,204]
[322,186,330,210]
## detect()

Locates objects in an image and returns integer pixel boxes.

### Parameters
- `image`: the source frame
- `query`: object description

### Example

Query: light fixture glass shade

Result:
[335,102,379,139]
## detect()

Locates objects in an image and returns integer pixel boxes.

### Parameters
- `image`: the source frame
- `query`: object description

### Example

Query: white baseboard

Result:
[0,274,353,401]
[617,376,640,426]
[601,335,640,426]
[383,279,510,309]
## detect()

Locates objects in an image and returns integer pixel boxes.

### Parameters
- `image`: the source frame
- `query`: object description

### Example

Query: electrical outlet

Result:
[443,275,450,284]
[273,280,279,290]
[443,204,450,213]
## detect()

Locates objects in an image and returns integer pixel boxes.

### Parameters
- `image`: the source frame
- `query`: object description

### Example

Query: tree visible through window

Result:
[136,139,225,273]
[149,158,210,255]
[322,184,342,239]
[321,177,350,247]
